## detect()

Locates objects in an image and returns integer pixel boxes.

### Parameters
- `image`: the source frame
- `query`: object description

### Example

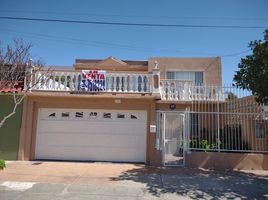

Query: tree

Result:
[0,39,50,128]
[233,29,268,104]
[225,92,238,101]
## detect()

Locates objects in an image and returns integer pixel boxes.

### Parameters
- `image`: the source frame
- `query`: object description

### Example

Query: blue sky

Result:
[0,0,267,84]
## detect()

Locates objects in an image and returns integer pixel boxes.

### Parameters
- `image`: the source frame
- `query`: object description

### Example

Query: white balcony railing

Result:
[32,71,152,93]
[160,80,226,101]
[160,80,192,101]
[29,70,227,101]
[190,85,226,101]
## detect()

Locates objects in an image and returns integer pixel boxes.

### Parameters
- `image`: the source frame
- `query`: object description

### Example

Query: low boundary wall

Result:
[186,151,268,170]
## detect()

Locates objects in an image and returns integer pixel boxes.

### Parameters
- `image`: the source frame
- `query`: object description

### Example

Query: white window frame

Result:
[166,71,204,86]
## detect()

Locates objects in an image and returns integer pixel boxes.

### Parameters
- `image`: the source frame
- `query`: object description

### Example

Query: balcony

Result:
[31,70,152,93]
[160,80,226,101]
[28,70,226,101]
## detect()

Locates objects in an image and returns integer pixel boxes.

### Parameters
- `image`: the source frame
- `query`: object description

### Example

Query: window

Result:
[117,113,125,119]
[166,71,203,86]
[61,112,70,118]
[256,122,266,139]
[48,113,56,117]
[130,115,137,119]
[103,112,111,118]
[75,112,83,118]
[195,72,203,85]
[89,112,98,119]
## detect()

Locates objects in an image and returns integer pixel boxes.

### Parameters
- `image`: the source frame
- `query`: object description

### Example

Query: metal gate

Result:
[162,112,185,166]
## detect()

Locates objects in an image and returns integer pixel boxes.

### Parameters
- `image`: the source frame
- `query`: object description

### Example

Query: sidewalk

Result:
[1,161,268,200]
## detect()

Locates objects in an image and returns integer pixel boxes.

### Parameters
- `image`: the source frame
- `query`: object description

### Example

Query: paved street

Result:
[0,161,268,200]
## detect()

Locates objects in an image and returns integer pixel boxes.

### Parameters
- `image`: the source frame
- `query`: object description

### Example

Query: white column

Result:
[111,76,115,92]
[122,75,126,92]
[63,72,67,90]
[73,73,78,91]
[45,72,50,90]
[106,74,111,92]
[175,81,179,100]
[58,72,62,90]
[69,73,74,91]
[183,82,188,100]
[134,75,139,92]
[118,75,122,92]
[129,75,132,92]
[50,73,54,90]
[140,75,145,93]
[36,71,41,90]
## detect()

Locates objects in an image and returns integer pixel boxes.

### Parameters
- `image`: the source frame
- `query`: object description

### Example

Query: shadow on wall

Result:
[110,166,268,199]
[185,151,268,170]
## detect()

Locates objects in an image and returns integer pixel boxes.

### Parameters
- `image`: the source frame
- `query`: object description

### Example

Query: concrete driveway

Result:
[0,161,268,200]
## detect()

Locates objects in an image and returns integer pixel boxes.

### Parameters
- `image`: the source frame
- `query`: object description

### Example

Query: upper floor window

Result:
[166,71,203,85]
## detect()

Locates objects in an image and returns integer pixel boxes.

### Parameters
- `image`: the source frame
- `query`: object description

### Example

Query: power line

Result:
[0,28,252,57]
[1,10,268,21]
[0,16,267,29]
[221,49,252,57]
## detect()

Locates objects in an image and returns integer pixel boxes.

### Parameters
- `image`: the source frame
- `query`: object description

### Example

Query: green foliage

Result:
[226,92,238,101]
[233,29,268,104]
[189,139,217,150]
[0,159,6,170]
[189,125,250,152]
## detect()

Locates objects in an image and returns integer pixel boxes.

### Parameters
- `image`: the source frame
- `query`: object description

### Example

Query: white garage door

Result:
[35,108,147,163]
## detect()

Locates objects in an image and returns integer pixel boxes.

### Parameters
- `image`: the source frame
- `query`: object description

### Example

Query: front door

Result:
[162,112,185,166]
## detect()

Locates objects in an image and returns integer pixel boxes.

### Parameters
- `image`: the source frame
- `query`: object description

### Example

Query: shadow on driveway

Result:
[1,162,268,199]
[110,166,268,199]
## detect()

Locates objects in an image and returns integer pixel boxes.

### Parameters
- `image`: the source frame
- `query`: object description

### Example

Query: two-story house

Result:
[17,56,268,169]
[17,56,219,166]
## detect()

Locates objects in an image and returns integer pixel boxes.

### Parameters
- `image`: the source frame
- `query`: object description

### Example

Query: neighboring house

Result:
[0,82,24,160]
[17,56,268,169]
[223,96,268,151]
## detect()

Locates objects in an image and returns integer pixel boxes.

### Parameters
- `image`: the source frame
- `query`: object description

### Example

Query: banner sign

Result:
[80,70,106,91]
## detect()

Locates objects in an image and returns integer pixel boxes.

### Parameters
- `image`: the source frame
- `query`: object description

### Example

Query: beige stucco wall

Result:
[18,93,162,166]
[18,93,268,169]
[73,56,222,87]
[186,151,268,170]
[242,119,268,152]
[148,57,222,86]
[74,57,148,72]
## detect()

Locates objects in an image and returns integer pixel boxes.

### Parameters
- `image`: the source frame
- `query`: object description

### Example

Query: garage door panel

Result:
[37,126,146,136]
[39,109,146,121]
[35,108,147,163]
[35,146,145,162]
[38,121,145,135]
[36,132,146,149]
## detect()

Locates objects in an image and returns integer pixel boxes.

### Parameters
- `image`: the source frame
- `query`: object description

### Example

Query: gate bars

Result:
[156,85,268,153]
[187,85,268,153]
